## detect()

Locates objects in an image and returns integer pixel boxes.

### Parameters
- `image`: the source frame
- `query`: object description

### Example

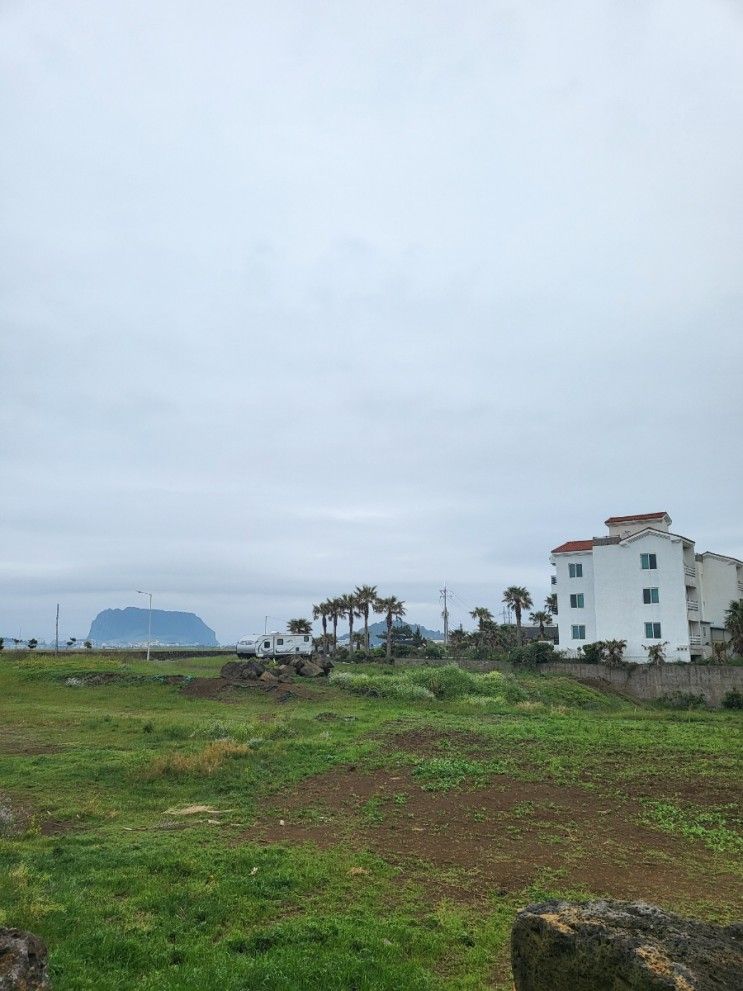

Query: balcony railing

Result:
[738,581,743,595]
[686,600,699,611]
[689,636,702,646]
[684,565,696,580]
[551,575,557,585]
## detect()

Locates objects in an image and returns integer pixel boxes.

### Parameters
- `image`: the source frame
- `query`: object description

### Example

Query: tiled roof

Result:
[551,539,593,554]
[604,512,669,525]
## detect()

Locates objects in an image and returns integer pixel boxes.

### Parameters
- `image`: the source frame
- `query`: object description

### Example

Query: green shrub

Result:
[656,692,707,710]
[578,642,603,664]
[509,642,557,668]
[404,665,480,700]
[722,688,743,710]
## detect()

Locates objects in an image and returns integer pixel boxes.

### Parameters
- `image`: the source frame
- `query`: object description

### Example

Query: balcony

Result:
[684,565,696,582]
[689,635,702,646]
[686,599,699,612]
[738,581,743,595]
[551,575,557,586]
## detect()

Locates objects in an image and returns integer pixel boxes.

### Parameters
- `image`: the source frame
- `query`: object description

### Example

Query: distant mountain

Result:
[88,607,217,647]
[339,619,444,643]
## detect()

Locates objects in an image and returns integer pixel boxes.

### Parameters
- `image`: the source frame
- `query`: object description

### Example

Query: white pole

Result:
[137,591,153,662]
[147,593,152,661]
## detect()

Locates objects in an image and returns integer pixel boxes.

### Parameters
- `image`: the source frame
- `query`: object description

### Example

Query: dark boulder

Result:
[298,661,324,678]
[512,900,743,991]
[0,927,51,990]
[220,660,266,683]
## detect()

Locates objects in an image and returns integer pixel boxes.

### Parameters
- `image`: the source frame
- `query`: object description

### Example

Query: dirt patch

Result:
[40,819,77,836]
[180,677,319,703]
[0,733,62,756]
[240,766,743,909]
[386,727,493,757]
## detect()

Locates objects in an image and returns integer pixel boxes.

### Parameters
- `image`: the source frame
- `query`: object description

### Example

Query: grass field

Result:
[1,653,741,990]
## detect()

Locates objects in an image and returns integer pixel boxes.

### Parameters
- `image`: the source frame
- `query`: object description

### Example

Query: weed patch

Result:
[641,800,743,854]
[141,740,250,779]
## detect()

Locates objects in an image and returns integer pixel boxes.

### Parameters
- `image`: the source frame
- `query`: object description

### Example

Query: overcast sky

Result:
[2,0,742,644]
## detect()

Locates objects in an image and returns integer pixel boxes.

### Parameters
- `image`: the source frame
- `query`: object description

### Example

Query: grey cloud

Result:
[2,0,742,643]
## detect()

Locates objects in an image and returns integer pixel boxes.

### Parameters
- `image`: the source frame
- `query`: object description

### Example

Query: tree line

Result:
[285,586,406,661]
[282,583,561,660]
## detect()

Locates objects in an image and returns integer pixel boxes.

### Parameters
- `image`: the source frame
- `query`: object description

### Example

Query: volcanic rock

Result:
[0,927,51,990]
[511,900,743,991]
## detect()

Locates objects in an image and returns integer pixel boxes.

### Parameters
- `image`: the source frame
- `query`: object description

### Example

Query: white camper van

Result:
[236,635,263,658]
[254,632,313,659]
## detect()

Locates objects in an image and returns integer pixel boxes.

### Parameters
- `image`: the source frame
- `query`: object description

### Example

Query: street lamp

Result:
[137,590,153,662]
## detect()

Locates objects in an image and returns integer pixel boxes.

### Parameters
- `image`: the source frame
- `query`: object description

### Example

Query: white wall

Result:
[553,551,595,655]
[593,532,690,662]
[699,555,741,628]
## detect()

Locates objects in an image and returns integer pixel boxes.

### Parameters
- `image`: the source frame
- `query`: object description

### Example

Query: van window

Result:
[304,635,310,641]
[263,641,270,649]
[277,638,284,645]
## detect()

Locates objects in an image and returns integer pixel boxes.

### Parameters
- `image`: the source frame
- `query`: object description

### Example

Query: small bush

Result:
[722,688,743,710]
[404,665,480,700]
[509,642,556,668]
[656,692,707,710]
[578,642,603,664]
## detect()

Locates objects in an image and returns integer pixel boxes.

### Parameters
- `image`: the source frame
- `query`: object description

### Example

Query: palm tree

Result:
[601,639,627,667]
[338,593,358,655]
[312,601,330,650]
[354,584,378,651]
[725,600,743,657]
[545,593,558,616]
[287,618,312,634]
[469,606,494,632]
[328,597,344,655]
[529,610,552,638]
[502,586,533,645]
[373,595,406,661]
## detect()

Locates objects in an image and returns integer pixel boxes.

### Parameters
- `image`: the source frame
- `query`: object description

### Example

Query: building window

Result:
[569,593,584,608]
[641,553,657,570]
[571,625,586,640]
[568,563,583,578]
[644,622,662,639]
[643,587,660,604]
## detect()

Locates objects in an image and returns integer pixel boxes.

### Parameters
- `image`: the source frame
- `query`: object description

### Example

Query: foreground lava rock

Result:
[0,928,51,990]
[512,900,743,991]
[221,656,332,685]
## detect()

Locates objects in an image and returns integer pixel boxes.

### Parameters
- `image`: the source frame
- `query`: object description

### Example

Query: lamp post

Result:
[137,590,153,662]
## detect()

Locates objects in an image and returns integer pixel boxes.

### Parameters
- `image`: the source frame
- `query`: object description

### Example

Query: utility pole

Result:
[55,603,59,655]
[440,586,450,646]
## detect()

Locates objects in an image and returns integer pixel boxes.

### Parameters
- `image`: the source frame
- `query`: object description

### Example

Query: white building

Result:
[550,512,743,662]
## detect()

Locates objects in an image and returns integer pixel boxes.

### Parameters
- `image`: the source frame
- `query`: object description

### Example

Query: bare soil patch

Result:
[386,727,492,756]
[241,764,743,909]
[181,676,318,703]
[0,733,62,756]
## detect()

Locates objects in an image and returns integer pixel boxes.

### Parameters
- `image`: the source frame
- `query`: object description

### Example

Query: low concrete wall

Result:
[389,656,742,706]
[541,661,743,707]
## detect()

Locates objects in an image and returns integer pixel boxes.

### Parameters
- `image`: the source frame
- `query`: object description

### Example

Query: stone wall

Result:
[390,655,743,706]
[541,660,743,707]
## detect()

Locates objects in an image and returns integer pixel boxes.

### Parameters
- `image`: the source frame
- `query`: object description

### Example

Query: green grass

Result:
[0,653,741,989]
